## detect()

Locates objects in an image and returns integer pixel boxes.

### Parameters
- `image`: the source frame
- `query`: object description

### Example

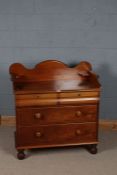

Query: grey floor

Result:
[0,126,117,175]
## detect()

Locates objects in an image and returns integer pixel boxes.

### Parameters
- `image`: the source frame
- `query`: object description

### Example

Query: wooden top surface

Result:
[9,60,101,93]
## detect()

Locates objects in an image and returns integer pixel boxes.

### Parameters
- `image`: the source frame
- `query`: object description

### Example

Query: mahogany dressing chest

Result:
[9,60,101,159]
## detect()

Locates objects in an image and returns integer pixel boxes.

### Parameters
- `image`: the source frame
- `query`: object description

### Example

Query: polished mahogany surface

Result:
[10,60,101,159]
[10,60,100,93]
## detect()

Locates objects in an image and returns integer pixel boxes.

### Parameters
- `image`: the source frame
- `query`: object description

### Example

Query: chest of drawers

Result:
[9,60,101,159]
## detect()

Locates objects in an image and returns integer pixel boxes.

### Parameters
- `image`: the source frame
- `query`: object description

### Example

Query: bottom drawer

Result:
[16,123,98,147]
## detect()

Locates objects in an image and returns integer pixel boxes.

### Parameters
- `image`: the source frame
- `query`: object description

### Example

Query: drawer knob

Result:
[76,111,82,117]
[35,132,42,137]
[76,129,81,135]
[34,113,41,119]
[35,95,40,99]
[77,93,81,97]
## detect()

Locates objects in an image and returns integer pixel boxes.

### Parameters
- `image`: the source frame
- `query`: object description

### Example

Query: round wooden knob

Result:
[76,111,82,117]
[34,113,41,119]
[77,93,81,97]
[35,132,42,137]
[76,129,81,135]
[35,95,40,99]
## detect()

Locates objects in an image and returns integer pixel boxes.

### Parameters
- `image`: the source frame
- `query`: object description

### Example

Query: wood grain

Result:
[9,60,101,158]
[16,105,97,126]
[16,123,97,147]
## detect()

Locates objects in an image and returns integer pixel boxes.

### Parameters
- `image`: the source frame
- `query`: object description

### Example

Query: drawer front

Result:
[59,91,99,98]
[16,93,58,100]
[16,93,58,107]
[16,123,97,147]
[16,105,98,126]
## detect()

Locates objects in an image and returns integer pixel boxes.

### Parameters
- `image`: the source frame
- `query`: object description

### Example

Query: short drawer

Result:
[16,105,98,126]
[59,91,99,98]
[16,93,58,100]
[16,123,97,147]
[15,93,58,107]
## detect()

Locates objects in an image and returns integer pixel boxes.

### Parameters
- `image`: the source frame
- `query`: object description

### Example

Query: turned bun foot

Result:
[86,144,98,154]
[17,150,25,160]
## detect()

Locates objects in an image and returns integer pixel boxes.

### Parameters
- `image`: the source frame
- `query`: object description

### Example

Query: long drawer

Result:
[16,123,97,147]
[16,105,98,126]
